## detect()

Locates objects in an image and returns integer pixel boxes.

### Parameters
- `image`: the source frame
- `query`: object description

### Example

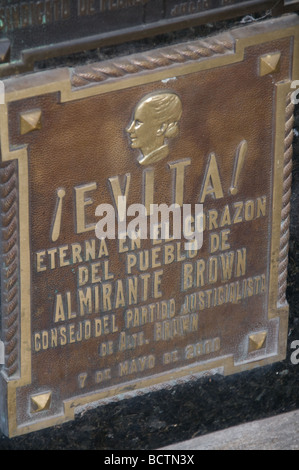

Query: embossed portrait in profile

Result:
[126,91,182,165]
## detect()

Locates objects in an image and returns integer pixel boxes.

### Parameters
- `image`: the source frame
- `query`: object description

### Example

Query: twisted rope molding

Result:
[71,34,234,88]
[278,93,294,305]
[0,161,19,378]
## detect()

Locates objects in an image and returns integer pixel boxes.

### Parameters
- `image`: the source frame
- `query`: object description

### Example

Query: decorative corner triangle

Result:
[248,332,267,353]
[259,52,281,76]
[31,392,52,413]
[20,110,42,135]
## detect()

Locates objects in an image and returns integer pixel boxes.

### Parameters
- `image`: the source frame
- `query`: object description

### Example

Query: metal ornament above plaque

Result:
[0,0,299,77]
[0,15,298,437]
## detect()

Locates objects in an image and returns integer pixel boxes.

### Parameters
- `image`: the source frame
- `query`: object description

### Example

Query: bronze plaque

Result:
[0,15,298,437]
[0,0,297,77]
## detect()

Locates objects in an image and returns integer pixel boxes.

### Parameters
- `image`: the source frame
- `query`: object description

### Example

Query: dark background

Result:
[0,7,299,450]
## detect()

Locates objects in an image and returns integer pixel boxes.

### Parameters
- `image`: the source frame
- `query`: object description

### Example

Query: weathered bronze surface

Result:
[0,1,298,77]
[0,15,298,437]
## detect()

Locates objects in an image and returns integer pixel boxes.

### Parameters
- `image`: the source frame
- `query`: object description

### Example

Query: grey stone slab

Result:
[161,410,299,450]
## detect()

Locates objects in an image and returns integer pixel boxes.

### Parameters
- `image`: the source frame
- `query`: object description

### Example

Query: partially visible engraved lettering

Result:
[170,0,242,17]
[101,0,149,12]
[0,1,71,32]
